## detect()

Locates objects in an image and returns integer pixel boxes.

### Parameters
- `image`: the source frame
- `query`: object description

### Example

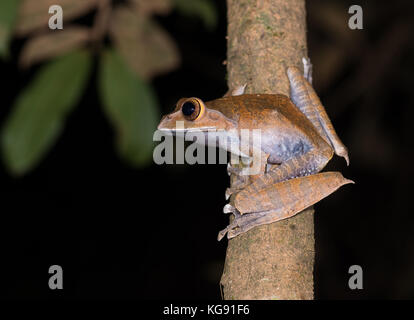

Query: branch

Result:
[220,0,314,300]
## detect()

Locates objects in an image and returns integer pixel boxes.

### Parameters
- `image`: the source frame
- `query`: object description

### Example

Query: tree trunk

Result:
[220,0,314,300]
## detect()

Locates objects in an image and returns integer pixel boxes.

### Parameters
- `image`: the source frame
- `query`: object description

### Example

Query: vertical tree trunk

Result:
[220,0,314,300]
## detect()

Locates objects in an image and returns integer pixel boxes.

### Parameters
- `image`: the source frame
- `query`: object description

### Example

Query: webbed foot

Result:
[218,210,267,241]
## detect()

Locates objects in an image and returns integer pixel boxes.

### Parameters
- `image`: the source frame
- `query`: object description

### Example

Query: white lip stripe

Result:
[158,127,217,132]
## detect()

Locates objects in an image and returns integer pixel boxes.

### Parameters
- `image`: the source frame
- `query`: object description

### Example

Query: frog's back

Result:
[206,94,289,120]
[206,93,329,159]
[207,94,316,132]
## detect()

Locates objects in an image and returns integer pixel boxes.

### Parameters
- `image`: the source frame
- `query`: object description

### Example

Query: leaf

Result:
[1,50,92,175]
[15,0,98,37]
[19,26,90,68]
[129,0,172,15]
[110,6,180,80]
[0,0,20,57]
[173,0,217,30]
[99,49,159,167]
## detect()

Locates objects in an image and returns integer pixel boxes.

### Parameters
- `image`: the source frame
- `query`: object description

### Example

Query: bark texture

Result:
[220,0,314,300]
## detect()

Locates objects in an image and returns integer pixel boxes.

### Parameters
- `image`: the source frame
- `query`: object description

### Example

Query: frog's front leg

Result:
[225,151,269,200]
[218,172,354,240]
[225,164,248,200]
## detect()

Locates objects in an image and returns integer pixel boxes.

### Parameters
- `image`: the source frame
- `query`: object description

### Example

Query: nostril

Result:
[158,115,172,129]
[160,115,171,122]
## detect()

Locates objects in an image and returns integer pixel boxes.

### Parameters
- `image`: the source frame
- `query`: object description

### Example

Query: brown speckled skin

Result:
[206,94,330,164]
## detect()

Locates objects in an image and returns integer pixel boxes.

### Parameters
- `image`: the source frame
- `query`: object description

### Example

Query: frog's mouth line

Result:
[156,128,251,159]
[157,127,222,135]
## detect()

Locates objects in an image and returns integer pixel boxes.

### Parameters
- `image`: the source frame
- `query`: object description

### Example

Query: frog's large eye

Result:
[180,98,204,121]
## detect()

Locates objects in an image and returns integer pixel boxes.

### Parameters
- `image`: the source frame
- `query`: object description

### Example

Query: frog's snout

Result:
[157,114,172,130]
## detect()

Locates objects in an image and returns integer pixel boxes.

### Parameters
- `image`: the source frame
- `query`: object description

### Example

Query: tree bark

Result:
[220,0,314,300]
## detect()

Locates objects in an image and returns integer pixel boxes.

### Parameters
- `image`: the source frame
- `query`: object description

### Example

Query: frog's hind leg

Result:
[218,172,354,240]
[237,143,334,201]
[287,65,349,165]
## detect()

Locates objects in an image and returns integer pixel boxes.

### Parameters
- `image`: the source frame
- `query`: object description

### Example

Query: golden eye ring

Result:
[180,98,204,121]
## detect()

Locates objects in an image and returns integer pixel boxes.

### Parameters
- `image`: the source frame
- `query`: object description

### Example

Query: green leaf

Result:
[174,0,217,30]
[0,0,20,57]
[1,50,92,175]
[99,49,159,167]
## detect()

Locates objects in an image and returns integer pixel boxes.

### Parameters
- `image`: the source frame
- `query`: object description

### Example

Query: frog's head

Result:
[158,97,237,133]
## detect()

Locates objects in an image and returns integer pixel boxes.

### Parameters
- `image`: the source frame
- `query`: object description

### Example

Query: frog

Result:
[157,58,354,240]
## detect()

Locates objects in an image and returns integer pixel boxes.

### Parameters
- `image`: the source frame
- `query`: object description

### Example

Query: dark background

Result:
[1,0,414,299]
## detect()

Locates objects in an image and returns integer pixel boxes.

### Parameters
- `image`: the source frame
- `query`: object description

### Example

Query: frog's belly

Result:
[263,137,310,164]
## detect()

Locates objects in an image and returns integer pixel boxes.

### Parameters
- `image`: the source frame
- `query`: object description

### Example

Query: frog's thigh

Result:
[287,67,349,164]
[239,146,333,199]
[236,162,346,216]
[287,67,329,142]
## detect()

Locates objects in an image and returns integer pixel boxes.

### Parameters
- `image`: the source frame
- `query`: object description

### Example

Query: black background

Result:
[1,0,414,299]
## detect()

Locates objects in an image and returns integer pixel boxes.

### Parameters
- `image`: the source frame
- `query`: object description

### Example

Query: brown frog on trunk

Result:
[158,59,353,240]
